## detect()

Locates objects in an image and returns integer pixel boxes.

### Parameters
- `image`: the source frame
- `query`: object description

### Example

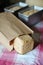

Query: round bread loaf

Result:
[14,35,34,54]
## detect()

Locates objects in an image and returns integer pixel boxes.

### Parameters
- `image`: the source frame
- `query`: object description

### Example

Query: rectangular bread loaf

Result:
[0,12,34,51]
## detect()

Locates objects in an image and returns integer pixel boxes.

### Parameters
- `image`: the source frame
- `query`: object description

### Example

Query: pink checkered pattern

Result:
[0,43,43,65]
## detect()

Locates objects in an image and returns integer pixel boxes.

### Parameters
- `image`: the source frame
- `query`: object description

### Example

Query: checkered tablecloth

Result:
[0,42,43,65]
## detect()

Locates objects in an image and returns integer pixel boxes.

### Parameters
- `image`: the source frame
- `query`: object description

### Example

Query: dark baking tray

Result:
[18,6,43,27]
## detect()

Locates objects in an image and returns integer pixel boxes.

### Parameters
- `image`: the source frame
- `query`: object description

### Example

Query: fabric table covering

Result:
[0,42,43,65]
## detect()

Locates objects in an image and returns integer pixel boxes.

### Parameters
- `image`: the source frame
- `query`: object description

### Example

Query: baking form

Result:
[4,2,28,13]
[18,6,43,27]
